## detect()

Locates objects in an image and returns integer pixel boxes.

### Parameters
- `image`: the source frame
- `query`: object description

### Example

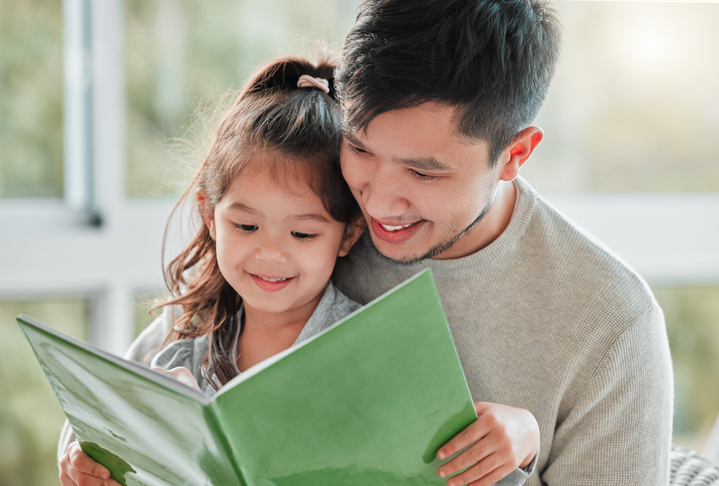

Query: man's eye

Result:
[347,143,368,155]
[291,231,316,240]
[236,224,258,232]
[411,170,438,181]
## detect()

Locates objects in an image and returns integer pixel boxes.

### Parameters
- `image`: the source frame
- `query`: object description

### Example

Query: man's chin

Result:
[366,232,433,266]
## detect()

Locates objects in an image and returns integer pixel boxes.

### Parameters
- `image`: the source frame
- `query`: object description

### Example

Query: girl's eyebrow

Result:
[292,213,330,223]
[227,202,258,214]
[227,201,329,224]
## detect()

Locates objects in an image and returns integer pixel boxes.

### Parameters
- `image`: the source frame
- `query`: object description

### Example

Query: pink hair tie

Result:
[297,74,330,94]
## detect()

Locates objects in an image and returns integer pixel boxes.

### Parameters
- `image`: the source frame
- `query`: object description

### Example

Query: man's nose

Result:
[361,170,410,218]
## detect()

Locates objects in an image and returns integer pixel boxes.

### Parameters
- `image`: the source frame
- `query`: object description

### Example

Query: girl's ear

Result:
[338,216,366,257]
[196,188,216,240]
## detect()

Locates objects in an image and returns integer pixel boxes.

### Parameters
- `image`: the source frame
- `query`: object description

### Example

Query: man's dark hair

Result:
[335,0,562,165]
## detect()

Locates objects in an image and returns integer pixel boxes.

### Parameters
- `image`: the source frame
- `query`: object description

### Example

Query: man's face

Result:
[340,102,507,263]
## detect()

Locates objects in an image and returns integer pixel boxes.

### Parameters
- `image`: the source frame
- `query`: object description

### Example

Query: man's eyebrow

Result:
[344,133,367,149]
[346,133,452,172]
[394,155,453,172]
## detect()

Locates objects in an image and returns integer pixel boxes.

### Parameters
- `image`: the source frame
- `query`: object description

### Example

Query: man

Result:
[332,0,673,485]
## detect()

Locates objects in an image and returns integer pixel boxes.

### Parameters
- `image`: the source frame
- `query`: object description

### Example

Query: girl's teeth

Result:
[261,277,287,282]
[381,222,415,232]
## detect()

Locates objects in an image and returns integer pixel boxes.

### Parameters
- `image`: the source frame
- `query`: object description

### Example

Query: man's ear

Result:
[196,188,216,240]
[338,216,366,257]
[498,126,543,182]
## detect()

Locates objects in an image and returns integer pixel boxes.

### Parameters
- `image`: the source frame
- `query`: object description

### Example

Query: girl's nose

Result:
[255,237,288,264]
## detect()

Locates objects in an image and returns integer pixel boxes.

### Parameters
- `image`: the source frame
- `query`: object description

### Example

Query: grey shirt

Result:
[147,282,360,397]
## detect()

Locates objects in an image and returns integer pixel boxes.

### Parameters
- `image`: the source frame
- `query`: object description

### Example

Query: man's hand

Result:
[59,441,121,486]
[151,366,201,390]
[436,402,540,486]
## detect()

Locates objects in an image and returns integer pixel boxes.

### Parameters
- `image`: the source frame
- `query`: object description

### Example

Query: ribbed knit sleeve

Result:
[543,303,673,485]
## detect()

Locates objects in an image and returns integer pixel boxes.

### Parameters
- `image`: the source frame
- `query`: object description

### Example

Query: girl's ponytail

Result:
[244,57,337,100]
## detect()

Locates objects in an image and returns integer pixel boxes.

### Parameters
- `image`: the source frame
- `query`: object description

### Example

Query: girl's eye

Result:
[291,231,316,240]
[236,224,258,232]
[410,170,438,181]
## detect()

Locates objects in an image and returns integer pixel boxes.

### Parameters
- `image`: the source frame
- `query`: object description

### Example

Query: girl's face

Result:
[204,161,360,323]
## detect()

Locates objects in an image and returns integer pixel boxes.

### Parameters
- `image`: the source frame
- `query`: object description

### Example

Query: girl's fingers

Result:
[152,366,201,390]
[69,445,110,479]
[59,471,78,486]
[67,469,112,486]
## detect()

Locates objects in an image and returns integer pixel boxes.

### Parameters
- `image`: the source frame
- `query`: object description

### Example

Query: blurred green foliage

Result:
[124,0,357,198]
[655,285,719,449]
[525,1,719,193]
[133,290,166,338]
[0,0,63,198]
[0,299,88,486]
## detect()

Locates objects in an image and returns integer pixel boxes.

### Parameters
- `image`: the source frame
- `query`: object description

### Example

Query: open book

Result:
[18,269,476,486]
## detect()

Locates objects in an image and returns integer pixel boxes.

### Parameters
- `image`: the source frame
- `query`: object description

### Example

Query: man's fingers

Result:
[437,440,493,479]
[444,452,510,486]
[436,419,491,460]
[473,401,492,415]
[466,462,517,486]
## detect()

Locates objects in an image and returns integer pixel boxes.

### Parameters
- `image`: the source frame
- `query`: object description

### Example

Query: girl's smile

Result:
[249,273,295,291]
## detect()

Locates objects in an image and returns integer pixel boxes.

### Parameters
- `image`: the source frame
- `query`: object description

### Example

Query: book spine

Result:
[205,405,249,486]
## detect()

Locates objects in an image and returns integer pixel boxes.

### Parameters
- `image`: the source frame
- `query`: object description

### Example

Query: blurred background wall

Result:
[1,1,718,484]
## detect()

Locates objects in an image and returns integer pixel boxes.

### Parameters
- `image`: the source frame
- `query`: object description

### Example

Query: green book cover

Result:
[18,269,477,486]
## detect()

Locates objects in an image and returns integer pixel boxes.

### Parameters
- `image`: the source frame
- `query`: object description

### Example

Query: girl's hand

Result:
[436,402,540,486]
[59,441,121,486]
[151,366,201,390]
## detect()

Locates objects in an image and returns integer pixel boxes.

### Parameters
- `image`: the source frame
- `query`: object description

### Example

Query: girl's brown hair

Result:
[155,55,359,389]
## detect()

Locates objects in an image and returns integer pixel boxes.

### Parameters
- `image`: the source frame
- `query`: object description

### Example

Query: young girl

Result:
[58,55,364,486]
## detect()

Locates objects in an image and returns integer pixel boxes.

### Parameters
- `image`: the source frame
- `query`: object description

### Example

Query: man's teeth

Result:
[260,276,288,282]
[381,222,416,232]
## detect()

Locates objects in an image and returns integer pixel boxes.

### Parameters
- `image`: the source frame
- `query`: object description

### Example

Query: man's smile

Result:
[370,217,426,244]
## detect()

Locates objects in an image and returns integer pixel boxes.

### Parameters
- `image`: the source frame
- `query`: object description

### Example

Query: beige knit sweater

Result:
[332,176,674,485]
